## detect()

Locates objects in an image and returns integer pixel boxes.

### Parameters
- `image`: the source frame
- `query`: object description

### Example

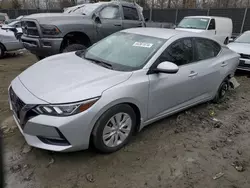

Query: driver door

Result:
[148,38,199,119]
[95,4,123,41]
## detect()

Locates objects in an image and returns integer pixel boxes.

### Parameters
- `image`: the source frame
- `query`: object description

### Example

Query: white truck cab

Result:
[176,16,233,44]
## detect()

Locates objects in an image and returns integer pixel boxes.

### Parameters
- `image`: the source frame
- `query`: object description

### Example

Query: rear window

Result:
[177,18,209,30]
[123,6,139,20]
[194,38,221,61]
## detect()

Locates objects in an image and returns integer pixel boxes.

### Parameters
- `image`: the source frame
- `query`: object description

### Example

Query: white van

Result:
[176,16,233,44]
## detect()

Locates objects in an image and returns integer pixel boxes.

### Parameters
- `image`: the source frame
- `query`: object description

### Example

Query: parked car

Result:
[0,21,23,58]
[227,31,250,71]
[4,15,24,25]
[0,13,9,27]
[21,1,146,59]
[9,28,239,153]
[176,16,233,44]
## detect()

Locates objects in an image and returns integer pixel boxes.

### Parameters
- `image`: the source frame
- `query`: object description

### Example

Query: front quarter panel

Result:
[90,70,149,131]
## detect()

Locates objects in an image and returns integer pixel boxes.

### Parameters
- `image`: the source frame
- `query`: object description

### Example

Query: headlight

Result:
[34,98,99,116]
[40,24,61,35]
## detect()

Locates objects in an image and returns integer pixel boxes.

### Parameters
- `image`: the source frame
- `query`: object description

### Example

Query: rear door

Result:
[192,37,223,98]
[96,4,123,40]
[122,5,143,29]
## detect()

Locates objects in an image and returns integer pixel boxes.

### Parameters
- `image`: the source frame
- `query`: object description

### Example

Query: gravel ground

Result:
[1,52,250,188]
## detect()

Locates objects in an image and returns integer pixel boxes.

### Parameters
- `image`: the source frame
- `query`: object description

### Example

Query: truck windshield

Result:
[177,18,209,30]
[83,32,166,71]
[65,4,101,15]
[235,32,250,43]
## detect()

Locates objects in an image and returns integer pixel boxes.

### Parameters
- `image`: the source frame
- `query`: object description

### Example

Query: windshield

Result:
[177,18,209,30]
[64,4,100,15]
[0,15,5,21]
[83,32,166,71]
[235,32,250,43]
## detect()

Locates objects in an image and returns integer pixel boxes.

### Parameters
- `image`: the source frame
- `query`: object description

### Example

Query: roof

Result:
[185,16,231,20]
[122,28,194,39]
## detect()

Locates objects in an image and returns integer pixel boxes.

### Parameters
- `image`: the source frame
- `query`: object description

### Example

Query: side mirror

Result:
[92,13,101,24]
[155,61,179,74]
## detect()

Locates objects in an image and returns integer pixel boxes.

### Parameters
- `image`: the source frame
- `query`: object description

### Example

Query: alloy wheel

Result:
[102,113,132,148]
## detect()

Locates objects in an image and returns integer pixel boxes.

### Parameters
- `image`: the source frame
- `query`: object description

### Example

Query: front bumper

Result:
[8,78,95,152]
[238,58,250,71]
[21,35,63,57]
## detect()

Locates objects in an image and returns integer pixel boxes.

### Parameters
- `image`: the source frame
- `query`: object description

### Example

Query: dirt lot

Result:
[1,52,250,188]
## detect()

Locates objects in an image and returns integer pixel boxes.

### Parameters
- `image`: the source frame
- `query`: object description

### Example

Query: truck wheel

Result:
[0,44,5,59]
[36,56,45,60]
[63,44,86,53]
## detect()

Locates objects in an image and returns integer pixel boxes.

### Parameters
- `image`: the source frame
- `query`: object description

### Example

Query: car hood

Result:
[175,28,204,33]
[23,13,87,24]
[18,53,132,104]
[227,42,250,54]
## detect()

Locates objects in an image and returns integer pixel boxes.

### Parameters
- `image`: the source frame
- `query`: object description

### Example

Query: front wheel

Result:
[92,104,136,153]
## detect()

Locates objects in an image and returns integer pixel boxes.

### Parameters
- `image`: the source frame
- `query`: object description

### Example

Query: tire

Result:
[92,104,136,153]
[36,56,45,60]
[63,44,86,53]
[0,44,5,59]
[224,37,229,45]
[213,79,229,103]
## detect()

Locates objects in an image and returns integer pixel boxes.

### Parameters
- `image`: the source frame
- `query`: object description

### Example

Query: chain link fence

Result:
[1,8,249,35]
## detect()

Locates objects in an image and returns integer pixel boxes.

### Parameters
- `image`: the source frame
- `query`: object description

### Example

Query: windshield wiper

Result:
[85,57,113,70]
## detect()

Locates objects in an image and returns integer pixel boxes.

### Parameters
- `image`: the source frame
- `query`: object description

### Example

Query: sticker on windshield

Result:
[133,42,153,48]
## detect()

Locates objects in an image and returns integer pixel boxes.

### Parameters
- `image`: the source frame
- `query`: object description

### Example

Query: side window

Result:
[123,6,139,20]
[208,19,215,30]
[195,38,221,61]
[158,38,193,66]
[99,5,121,19]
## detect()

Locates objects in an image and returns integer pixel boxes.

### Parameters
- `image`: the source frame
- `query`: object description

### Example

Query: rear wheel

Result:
[92,104,136,153]
[63,44,86,53]
[213,79,229,103]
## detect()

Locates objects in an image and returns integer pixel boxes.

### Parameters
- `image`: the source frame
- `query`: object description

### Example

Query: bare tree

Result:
[11,0,21,9]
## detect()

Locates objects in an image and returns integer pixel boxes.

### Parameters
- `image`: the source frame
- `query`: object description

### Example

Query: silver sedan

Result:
[9,28,239,153]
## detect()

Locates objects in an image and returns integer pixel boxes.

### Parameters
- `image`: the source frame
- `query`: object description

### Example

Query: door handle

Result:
[114,24,122,27]
[221,62,228,67]
[189,71,198,77]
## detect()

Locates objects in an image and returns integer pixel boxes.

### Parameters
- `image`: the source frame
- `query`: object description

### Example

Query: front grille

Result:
[240,53,250,59]
[239,60,250,68]
[9,87,38,128]
[21,21,40,37]
[9,87,25,120]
